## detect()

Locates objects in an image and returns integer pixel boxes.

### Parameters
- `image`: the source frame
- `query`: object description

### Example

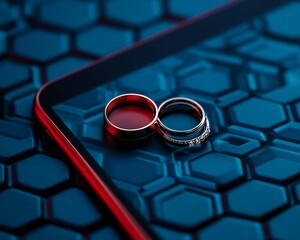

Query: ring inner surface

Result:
[107,97,155,130]
[160,102,201,131]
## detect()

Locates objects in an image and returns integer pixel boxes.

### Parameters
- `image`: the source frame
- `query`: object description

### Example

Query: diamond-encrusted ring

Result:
[156,97,210,147]
[158,116,210,147]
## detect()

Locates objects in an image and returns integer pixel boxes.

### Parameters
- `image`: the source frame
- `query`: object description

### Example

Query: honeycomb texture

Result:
[1,1,300,239]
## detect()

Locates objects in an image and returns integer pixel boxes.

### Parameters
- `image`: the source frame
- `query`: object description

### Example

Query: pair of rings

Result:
[104,94,210,147]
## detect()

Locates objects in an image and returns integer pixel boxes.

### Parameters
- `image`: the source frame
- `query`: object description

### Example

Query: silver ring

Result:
[156,97,210,147]
[157,97,206,136]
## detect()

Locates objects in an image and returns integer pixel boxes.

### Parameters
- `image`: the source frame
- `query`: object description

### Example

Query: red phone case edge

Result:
[33,2,245,238]
[35,86,151,240]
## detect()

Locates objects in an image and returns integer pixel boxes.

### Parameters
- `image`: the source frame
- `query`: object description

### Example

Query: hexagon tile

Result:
[229,97,287,129]
[264,2,300,39]
[225,180,288,218]
[0,189,42,229]
[198,217,264,240]
[48,188,102,228]
[24,224,83,240]
[104,0,163,27]
[14,154,70,192]
[39,0,99,31]
[183,67,232,95]
[76,25,134,57]
[0,120,34,161]
[46,56,91,81]
[188,152,244,187]
[268,205,300,240]
[152,185,215,228]
[12,29,69,62]
[249,147,300,184]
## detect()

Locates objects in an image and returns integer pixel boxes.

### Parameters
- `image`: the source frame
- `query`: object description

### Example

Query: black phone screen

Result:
[51,2,300,239]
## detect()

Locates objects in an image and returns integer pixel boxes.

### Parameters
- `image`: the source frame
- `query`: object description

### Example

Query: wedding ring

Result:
[157,97,210,147]
[158,117,210,147]
[104,93,158,140]
[157,97,206,136]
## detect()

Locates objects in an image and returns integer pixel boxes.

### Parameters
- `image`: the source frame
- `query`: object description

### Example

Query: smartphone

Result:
[35,1,296,239]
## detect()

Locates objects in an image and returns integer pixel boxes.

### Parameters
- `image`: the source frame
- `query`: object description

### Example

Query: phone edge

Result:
[34,95,151,240]
[33,0,290,238]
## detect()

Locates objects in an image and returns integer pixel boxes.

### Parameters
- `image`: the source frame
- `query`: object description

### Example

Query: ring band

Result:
[104,93,158,140]
[157,97,210,147]
[157,97,206,137]
[158,117,210,147]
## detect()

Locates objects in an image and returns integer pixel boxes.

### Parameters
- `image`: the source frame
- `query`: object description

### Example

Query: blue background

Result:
[2,0,300,239]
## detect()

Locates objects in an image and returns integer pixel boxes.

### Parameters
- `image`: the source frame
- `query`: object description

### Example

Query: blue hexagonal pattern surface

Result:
[274,122,300,143]
[103,152,166,187]
[295,101,300,121]
[24,224,83,240]
[76,26,133,57]
[46,56,91,81]
[237,37,299,68]
[140,21,175,39]
[0,2,17,27]
[268,205,300,240]
[249,147,300,183]
[152,186,214,228]
[229,98,286,129]
[50,2,300,236]
[39,0,99,31]
[199,217,264,240]
[0,231,17,240]
[0,189,41,229]
[13,29,69,62]
[261,84,300,103]
[15,154,69,191]
[49,188,102,227]
[105,0,163,27]
[226,180,287,218]
[293,182,300,203]
[2,1,300,239]
[265,2,300,39]
[89,227,121,240]
[189,153,243,186]
[0,120,34,161]
[3,84,37,119]
[285,66,300,87]
[183,68,231,95]
[212,133,260,155]
[116,68,174,100]
[0,32,6,54]
[152,225,192,240]
[0,60,30,90]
